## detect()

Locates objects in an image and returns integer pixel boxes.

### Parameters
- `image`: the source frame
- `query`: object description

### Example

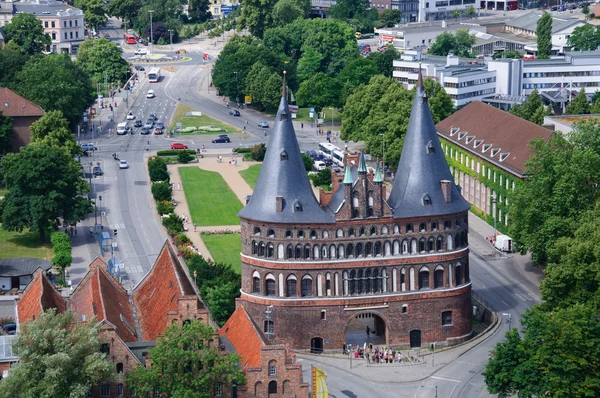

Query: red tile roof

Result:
[69,258,137,342]
[17,269,66,324]
[0,88,44,117]
[133,241,197,341]
[435,101,553,177]
[219,306,265,370]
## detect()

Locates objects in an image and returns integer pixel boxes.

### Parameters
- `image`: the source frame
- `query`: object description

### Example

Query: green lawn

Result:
[171,103,239,134]
[239,164,261,189]
[0,228,53,259]
[293,107,343,124]
[179,167,243,226]
[201,233,241,273]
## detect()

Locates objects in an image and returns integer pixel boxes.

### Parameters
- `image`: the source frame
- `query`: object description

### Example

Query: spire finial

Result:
[282,70,287,99]
[417,62,423,88]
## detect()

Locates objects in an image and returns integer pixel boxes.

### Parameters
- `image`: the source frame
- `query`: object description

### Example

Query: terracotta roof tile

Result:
[0,88,44,117]
[17,269,66,324]
[133,241,197,341]
[435,101,553,177]
[219,306,265,369]
[70,259,137,342]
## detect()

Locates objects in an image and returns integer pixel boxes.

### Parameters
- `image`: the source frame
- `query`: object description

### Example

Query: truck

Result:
[494,234,513,253]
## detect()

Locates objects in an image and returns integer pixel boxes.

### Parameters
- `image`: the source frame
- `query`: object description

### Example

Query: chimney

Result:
[275,196,283,212]
[440,180,451,204]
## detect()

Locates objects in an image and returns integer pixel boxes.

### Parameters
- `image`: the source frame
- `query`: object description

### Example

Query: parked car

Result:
[229,110,240,116]
[149,113,157,121]
[92,166,103,176]
[146,90,155,98]
[140,126,151,135]
[170,142,188,150]
[175,49,186,54]
[2,324,16,335]
[156,122,165,130]
[81,143,98,151]
[135,48,148,56]
[258,121,269,128]
[144,120,153,129]
[126,112,135,120]
[134,65,145,71]
[134,119,143,127]
[103,32,110,39]
[212,135,231,143]
[119,160,129,169]
[154,127,164,135]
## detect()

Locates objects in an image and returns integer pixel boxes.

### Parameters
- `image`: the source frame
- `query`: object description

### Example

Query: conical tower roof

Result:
[387,68,470,218]
[238,74,335,224]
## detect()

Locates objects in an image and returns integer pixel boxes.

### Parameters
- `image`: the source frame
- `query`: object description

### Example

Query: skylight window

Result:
[499,152,510,162]
[474,139,483,148]
[482,144,492,153]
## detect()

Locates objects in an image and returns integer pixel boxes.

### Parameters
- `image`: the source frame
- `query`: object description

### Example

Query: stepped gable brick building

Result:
[236,70,473,350]
[220,306,308,398]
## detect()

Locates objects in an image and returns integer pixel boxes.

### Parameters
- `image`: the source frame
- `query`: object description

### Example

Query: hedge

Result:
[157,150,196,157]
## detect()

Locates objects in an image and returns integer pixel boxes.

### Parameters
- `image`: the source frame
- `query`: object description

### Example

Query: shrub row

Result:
[156,149,196,157]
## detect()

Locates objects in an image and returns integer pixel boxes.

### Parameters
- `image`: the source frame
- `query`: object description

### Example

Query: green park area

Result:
[294,107,343,124]
[201,233,242,274]
[239,164,261,189]
[179,167,243,226]
[0,228,53,259]
[171,104,238,135]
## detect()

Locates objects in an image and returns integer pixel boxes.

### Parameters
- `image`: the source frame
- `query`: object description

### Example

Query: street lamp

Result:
[502,313,512,330]
[233,71,238,104]
[329,107,334,130]
[168,29,173,50]
[148,10,154,52]
[491,193,497,256]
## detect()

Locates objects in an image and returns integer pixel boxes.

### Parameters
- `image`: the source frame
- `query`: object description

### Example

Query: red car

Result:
[170,142,188,149]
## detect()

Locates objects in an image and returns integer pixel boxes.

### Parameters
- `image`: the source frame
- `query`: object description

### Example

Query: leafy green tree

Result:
[565,88,591,115]
[367,47,401,77]
[378,9,402,27]
[536,12,552,59]
[430,29,475,57]
[582,4,590,17]
[0,111,12,155]
[51,231,72,281]
[0,309,116,397]
[330,0,369,20]
[423,77,455,123]
[151,181,172,201]
[336,57,379,101]
[296,72,342,110]
[0,41,31,86]
[592,99,600,114]
[1,144,93,242]
[508,88,551,125]
[106,0,140,23]
[148,157,170,182]
[3,13,51,55]
[187,255,239,291]
[566,24,600,51]
[310,168,332,187]
[188,0,211,23]
[15,53,93,121]
[466,5,476,17]
[302,153,313,172]
[452,8,461,19]
[492,50,523,59]
[239,0,278,38]
[272,0,304,27]
[592,91,600,105]
[177,151,194,164]
[76,38,130,86]
[127,320,245,397]
[263,73,284,111]
[74,0,108,30]
[29,110,80,157]
[429,31,455,56]
[203,280,240,325]
[296,46,324,82]
[162,213,183,234]
[250,143,267,161]
[156,200,174,215]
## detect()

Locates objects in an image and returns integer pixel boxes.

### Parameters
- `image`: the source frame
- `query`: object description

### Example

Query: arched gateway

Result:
[345,312,387,346]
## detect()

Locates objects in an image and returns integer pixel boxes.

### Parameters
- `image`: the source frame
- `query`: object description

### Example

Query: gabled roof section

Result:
[70,259,137,342]
[219,306,265,370]
[238,74,335,224]
[17,268,66,324]
[133,241,198,341]
[506,12,583,35]
[435,101,553,176]
[388,68,470,218]
[0,88,44,117]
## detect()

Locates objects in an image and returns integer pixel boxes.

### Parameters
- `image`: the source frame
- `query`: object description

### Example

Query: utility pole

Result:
[234,71,238,104]
[168,29,173,50]
[148,10,154,52]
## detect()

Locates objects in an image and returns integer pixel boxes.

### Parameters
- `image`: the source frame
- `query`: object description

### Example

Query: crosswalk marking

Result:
[514,293,533,301]
[109,223,126,230]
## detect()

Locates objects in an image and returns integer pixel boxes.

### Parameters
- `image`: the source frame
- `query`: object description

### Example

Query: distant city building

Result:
[543,114,600,135]
[0,88,45,153]
[417,0,479,22]
[208,0,240,18]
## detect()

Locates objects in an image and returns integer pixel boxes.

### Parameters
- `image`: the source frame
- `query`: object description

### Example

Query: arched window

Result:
[382,268,388,292]
[349,228,356,237]
[419,222,426,232]
[295,244,302,259]
[357,270,364,294]
[381,225,388,235]
[370,226,377,236]
[365,269,372,294]
[365,242,372,257]
[255,381,264,397]
[434,266,444,289]
[330,245,336,259]
[456,218,462,227]
[252,240,258,255]
[310,230,317,239]
[267,229,275,238]
[298,230,305,239]
[461,231,467,247]
[259,242,266,257]
[304,244,311,259]
[428,237,435,252]
[356,243,363,257]
[455,263,463,285]
[286,275,297,297]
[431,222,438,231]
[336,228,344,238]
[447,234,454,250]
[359,227,366,236]
[338,244,345,259]
[455,233,461,248]
[326,273,332,296]
[411,238,417,253]
[343,271,349,295]
[322,230,329,238]
[321,245,328,259]
[374,241,381,256]
[347,243,354,257]
[368,191,374,206]
[419,238,426,253]
[436,236,444,251]
[116,363,123,374]
[372,269,379,293]
[268,381,277,394]
[393,224,400,234]
[268,360,277,376]
[253,271,261,293]
[384,241,391,256]
[267,243,274,259]
[301,275,313,297]
[278,244,284,259]
[313,245,320,259]
[287,244,293,259]
[265,275,276,296]
[406,223,414,233]
[349,270,356,295]
[254,227,261,235]
[285,230,292,239]
[444,220,451,230]
[419,267,430,289]
[401,239,408,254]
[393,240,400,255]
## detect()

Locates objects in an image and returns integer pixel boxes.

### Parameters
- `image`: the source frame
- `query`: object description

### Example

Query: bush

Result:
[174,234,192,246]
[234,147,251,153]
[162,213,184,235]
[177,151,194,164]
[156,200,174,215]
[156,150,196,157]
[151,181,172,201]
[301,153,313,172]
[50,232,72,279]
[310,168,332,188]
[148,157,169,182]
[250,143,266,161]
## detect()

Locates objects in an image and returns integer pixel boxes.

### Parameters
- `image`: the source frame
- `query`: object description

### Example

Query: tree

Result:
[565,88,591,115]
[310,168,332,187]
[536,12,552,59]
[127,320,245,397]
[329,0,370,20]
[162,213,183,234]
[582,4,590,17]
[239,0,278,38]
[296,46,324,82]
[203,280,240,325]
[466,5,476,18]
[423,77,455,123]
[3,13,50,55]
[0,41,31,86]
[148,157,170,182]
[567,24,600,51]
[452,8,461,20]
[367,47,401,77]
[51,231,72,281]
[76,38,130,86]
[74,0,108,30]
[29,110,80,157]
[508,88,551,125]
[378,9,402,27]
[429,29,475,57]
[188,0,211,23]
[301,153,313,172]
[492,50,523,59]
[430,31,456,56]
[0,111,12,155]
[296,72,342,110]
[151,181,172,202]
[272,0,304,27]
[0,309,116,397]
[145,22,169,44]
[106,0,140,23]
[453,29,476,57]
[336,57,379,102]
[1,145,93,241]
[15,53,93,121]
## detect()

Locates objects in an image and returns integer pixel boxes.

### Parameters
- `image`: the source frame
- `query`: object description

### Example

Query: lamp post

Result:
[329,107,334,129]
[148,10,154,52]
[168,29,173,50]
[502,313,512,330]
[491,194,497,256]
[233,71,238,104]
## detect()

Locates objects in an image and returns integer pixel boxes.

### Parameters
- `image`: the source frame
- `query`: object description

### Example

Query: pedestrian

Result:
[202,144,206,152]
[178,183,181,190]
[301,122,304,129]
[89,227,94,236]
[234,158,237,166]
[369,343,373,352]
[74,227,77,236]
[366,326,370,337]
[397,352,402,363]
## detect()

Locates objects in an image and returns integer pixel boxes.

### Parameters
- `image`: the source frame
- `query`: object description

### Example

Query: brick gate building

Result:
[236,71,473,351]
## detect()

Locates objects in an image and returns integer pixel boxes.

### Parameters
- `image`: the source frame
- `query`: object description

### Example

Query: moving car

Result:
[175,49,186,54]
[258,121,269,128]
[212,135,231,143]
[119,160,129,169]
[135,48,148,56]
[154,126,164,135]
[146,90,155,98]
[170,142,188,150]
[126,112,135,120]
[156,122,165,130]
[140,126,151,135]
[103,32,110,39]
[134,119,143,127]
[81,143,98,151]
[134,65,145,71]
[144,120,153,129]
[149,113,157,121]
[229,110,240,116]
[92,166,103,176]
[116,122,130,135]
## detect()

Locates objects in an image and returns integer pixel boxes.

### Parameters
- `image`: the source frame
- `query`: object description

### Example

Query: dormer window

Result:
[293,200,302,212]
[426,140,434,154]
[280,150,288,161]
[499,152,510,162]
[482,144,492,153]
[474,139,483,148]
[450,127,459,136]
[465,136,475,145]
[423,194,432,206]
[281,111,287,121]
[491,148,500,157]
[458,132,467,140]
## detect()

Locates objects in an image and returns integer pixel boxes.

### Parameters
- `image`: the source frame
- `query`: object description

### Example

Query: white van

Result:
[116,122,130,135]
[314,160,326,171]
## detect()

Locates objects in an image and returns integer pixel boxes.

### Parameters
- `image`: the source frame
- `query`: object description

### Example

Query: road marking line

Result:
[431,375,461,383]
[501,300,508,306]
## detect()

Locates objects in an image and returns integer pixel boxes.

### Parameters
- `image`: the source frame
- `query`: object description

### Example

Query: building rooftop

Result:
[17,269,66,325]
[436,101,554,177]
[0,258,52,277]
[219,306,265,370]
[0,88,44,117]
[14,0,82,16]
[506,11,582,34]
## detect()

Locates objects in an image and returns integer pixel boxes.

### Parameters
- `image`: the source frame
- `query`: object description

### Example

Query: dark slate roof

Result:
[326,165,359,213]
[238,76,335,224]
[0,258,52,277]
[388,69,470,218]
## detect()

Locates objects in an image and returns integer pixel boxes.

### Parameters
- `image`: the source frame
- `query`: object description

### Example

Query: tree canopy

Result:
[0,110,12,155]
[3,13,50,55]
[74,0,108,30]
[0,310,116,397]
[76,38,130,86]
[564,88,591,115]
[508,88,551,125]
[29,110,80,157]
[536,12,552,59]
[106,0,140,23]
[429,29,476,57]
[1,144,93,241]
[567,23,600,51]
[127,320,245,397]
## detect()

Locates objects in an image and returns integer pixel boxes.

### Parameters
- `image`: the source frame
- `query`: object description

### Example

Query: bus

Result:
[318,142,344,167]
[123,33,136,45]
[148,68,160,83]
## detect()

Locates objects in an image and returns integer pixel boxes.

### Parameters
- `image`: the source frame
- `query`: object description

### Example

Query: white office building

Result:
[417,0,478,21]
